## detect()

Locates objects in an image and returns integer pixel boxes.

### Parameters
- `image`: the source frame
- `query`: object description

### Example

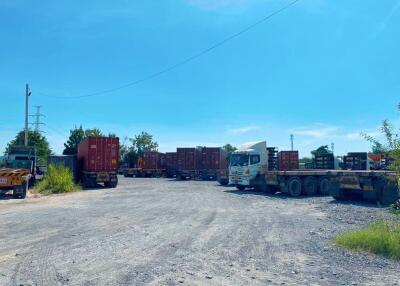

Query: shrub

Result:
[390,199,400,215]
[35,164,79,195]
[333,220,400,260]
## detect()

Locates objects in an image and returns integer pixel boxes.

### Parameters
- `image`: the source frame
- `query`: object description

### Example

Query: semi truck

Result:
[78,136,119,188]
[229,141,398,205]
[0,146,36,199]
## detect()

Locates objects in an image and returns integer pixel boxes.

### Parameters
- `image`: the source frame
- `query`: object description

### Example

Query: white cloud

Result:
[346,131,382,141]
[225,125,261,135]
[291,124,339,139]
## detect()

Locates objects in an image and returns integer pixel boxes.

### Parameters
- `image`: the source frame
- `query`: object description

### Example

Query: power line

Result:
[29,105,45,132]
[37,0,300,100]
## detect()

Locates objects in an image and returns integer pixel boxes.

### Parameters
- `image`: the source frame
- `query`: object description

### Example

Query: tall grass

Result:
[333,220,400,260]
[36,164,79,195]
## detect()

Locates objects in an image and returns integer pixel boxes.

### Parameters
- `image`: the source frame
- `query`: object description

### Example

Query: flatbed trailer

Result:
[252,170,398,205]
[137,169,166,178]
[177,169,222,181]
[124,168,166,178]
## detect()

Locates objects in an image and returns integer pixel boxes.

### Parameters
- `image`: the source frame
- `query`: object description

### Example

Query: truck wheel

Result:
[254,176,268,192]
[236,185,246,191]
[373,178,398,205]
[219,179,229,186]
[333,189,348,201]
[303,177,317,196]
[13,182,27,199]
[318,177,330,195]
[83,179,95,189]
[287,177,302,197]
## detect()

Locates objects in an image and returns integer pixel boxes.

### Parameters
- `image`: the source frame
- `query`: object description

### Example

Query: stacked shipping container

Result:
[278,151,299,171]
[343,152,369,170]
[314,153,335,170]
[267,147,279,171]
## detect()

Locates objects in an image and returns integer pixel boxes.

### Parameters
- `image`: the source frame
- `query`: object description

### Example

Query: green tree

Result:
[311,145,331,157]
[130,131,158,156]
[299,157,312,164]
[5,130,51,165]
[63,126,85,155]
[119,132,158,168]
[85,128,103,137]
[223,144,237,155]
[63,126,106,155]
[363,103,400,180]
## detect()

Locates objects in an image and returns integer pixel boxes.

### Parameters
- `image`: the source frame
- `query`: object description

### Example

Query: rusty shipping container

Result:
[199,147,228,170]
[165,152,178,174]
[138,152,165,170]
[278,151,299,171]
[177,148,200,171]
[78,137,119,172]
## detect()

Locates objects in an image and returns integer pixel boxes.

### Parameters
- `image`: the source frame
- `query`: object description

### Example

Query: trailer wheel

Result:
[287,177,302,197]
[236,185,246,191]
[83,179,95,189]
[372,178,398,205]
[302,177,317,196]
[333,189,348,201]
[318,177,330,195]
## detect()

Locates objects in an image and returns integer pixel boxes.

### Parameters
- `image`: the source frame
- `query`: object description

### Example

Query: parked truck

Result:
[229,141,398,205]
[0,146,36,199]
[78,136,119,188]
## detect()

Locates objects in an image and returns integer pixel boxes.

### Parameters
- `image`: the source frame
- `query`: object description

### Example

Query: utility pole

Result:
[24,83,31,146]
[331,142,335,154]
[290,134,294,151]
[30,105,45,132]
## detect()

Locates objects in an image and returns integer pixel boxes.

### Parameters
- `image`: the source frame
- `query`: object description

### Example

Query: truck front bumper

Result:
[229,176,250,186]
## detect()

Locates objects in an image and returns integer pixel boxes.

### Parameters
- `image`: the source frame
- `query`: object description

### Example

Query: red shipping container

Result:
[165,152,177,172]
[138,152,165,170]
[78,137,119,172]
[199,147,228,170]
[278,151,299,171]
[177,148,200,171]
[368,154,385,162]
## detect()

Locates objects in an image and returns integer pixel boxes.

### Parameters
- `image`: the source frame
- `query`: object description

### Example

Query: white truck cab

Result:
[229,141,268,190]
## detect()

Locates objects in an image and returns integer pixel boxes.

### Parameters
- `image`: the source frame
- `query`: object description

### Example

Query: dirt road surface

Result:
[0,177,399,285]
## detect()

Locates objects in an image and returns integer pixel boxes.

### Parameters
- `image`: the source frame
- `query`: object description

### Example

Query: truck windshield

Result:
[230,154,249,167]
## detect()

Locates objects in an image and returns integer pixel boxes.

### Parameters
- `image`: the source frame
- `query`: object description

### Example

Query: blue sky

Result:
[1,0,399,157]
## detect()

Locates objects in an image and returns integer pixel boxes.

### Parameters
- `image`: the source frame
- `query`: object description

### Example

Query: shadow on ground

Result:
[224,188,385,208]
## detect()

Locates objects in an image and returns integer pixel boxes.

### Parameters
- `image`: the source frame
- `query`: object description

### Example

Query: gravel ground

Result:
[0,177,399,286]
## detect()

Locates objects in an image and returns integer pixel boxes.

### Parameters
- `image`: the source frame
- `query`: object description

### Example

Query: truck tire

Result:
[333,189,348,201]
[318,177,330,195]
[303,177,317,196]
[254,176,268,192]
[372,178,398,205]
[236,185,246,191]
[219,179,229,186]
[83,179,95,189]
[13,182,27,199]
[287,177,302,197]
